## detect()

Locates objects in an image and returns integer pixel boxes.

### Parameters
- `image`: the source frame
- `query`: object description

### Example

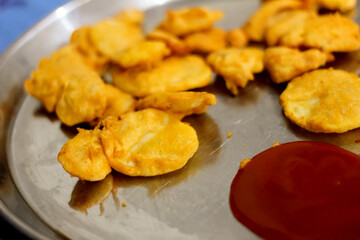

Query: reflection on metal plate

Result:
[1,0,360,239]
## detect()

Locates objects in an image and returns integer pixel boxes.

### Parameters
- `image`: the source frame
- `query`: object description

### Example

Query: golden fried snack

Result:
[100,109,199,176]
[112,55,212,97]
[90,11,144,60]
[58,128,112,181]
[24,45,93,112]
[317,0,356,12]
[111,40,171,68]
[55,73,107,126]
[147,29,190,55]
[113,9,144,25]
[56,74,135,126]
[183,28,226,53]
[280,13,360,52]
[226,29,248,48]
[136,92,217,119]
[242,0,304,42]
[101,84,136,121]
[207,47,264,95]
[70,26,109,73]
[158,7,224,36]
[264,46,334,83]
[265,10,315,46]
[280,69,360,133]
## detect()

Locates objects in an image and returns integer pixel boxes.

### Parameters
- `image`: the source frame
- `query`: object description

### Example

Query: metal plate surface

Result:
[2,0,360,239]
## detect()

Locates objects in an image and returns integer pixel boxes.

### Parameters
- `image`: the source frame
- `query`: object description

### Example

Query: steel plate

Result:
[1,0,360,239]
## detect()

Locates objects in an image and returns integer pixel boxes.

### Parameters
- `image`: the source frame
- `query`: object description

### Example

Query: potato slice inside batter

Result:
[158,7,224,36]
[136,91,216,119]
[242,0,305,42]
[58,128,112,182]
[147,29,190,55]
[226,29,248,48]
[55,73,107,126]
[70,26,109,73]
[100,109,199,176]
[90,10,144,60]
[280,13,360,52]
[111,40,171,68]
[112,55,212,97]
[264,46,334,83]
[56,75,135,127]
[280,69,360,133]
[183,28,226,53]
[207,47,264,95]
[24,45,93,112]
[265,9,315,46]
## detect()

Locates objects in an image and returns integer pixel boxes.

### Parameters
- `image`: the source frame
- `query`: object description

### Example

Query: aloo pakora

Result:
[111,40,171,68]
[101,84,136,121]
[264,46,334,83]
[280,69,360,133]
[280,13,360,52]
[24,45,94,112]
[158,7,224,36]
[265,9,315,46]
[242,0,305,42]
[207,47,264,95]
[183,28,226,53]
[58,128,112,181]
[226,29,248,48]
[147,29,190,55]
[56,75,135,126]
[112,55,212,97]
[100,109,199,176]
[70,26,109,73]
[136,91,217,119]
[90,10,144,60]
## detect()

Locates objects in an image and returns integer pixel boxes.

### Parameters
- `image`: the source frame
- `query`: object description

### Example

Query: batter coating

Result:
[280,69,360,133]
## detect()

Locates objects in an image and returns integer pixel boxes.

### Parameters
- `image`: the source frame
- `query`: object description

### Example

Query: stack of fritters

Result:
[25,0,360,182]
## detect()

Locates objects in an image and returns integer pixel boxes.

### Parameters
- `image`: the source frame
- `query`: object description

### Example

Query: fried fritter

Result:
[242,0,304,42]
[226,29,248,48]
[100,109,199,176]
[265,10,315,46]
[90,11,144,60]
[183,28,226,54]
[101,84,136,121]
[113,9,144,25]
[280,13,360,52]
[112,55,212,97]
[111,40,171,68]
[136,91,217,119]
[147,29,190,55]
[280,69,360,133]
[55,73,108,126]
[56,75,135,127]
[158,7,224,36]
[317,0,357,12]
[58,128,112,181]
[70,26,109,73]
[207,47,264,95]
[264,46,334,83]
[24,45,93,112]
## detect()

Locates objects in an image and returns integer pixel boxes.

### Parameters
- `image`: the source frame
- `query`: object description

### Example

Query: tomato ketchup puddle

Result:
[229,141,360,240]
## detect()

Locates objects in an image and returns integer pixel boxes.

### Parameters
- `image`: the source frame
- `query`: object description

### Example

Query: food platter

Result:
[1,0,360,239]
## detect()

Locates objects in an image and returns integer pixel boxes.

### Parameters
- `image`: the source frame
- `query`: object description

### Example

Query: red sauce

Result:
[230,141,360,240]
